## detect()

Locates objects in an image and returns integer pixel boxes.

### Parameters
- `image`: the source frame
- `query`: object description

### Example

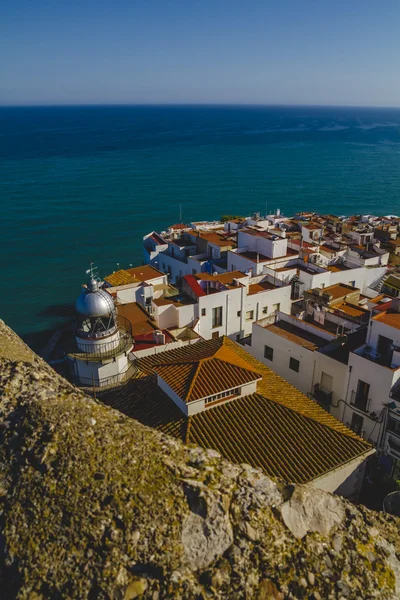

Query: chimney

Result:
[392,298,400,313]
[153,330,166,345]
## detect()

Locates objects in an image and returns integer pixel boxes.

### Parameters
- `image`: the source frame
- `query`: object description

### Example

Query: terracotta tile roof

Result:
[104,270,140,287]
[187,393,370,483]
[103,337,372,484]
[141,345,262,403]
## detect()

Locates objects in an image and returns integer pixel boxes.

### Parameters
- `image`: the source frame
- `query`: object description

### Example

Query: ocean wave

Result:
[318,125,349,131]
[355,122,400,130]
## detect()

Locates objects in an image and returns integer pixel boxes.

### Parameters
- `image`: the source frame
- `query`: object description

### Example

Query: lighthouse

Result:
[67,271,134,390]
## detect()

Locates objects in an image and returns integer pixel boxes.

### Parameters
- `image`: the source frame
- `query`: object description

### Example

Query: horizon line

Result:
[1,102,400,110]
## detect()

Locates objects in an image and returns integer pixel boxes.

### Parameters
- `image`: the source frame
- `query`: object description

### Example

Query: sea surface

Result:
[1,105,400,349]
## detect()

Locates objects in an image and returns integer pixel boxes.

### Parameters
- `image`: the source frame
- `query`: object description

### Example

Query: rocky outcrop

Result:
[0,320,399,599]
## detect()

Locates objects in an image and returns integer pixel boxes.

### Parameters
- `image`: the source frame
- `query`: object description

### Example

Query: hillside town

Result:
[57,210,400,505]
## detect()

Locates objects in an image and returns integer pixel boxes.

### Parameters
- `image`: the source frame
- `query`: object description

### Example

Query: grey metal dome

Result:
[75,280,115,318]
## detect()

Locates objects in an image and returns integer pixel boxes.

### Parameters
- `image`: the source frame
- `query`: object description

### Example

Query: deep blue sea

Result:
[1,105,400,349]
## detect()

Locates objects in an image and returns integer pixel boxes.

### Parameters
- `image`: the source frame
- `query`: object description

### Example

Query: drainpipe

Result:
[240,286,244,337]
[225,293,229,337]
[342,365,352,423]
[310,358,317,396]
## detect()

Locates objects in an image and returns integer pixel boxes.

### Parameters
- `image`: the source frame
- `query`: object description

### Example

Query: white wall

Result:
[298,269,331,291]
[367,318,400,355]
[310,451,375,501]
[238,230,288,259]
[249,318,330,395]
[312,353,349,421]
[344,351,398,444]
[71,353,129,387]
[131,338,199,359]
[158,375,190,415]
[153,302,178,329]
[228,250,263,276]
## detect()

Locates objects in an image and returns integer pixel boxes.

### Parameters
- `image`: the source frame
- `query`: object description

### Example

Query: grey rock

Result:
[280,486,345,539]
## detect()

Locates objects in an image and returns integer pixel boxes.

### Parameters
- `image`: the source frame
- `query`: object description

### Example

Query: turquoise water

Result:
[1,105,400,348]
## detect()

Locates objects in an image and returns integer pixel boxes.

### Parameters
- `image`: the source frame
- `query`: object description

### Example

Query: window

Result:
[264,345,273,361]
[273,303,280,312]
[289,357,300,372]
[262,306,268,314]
[349,280,355,287]
[351,412,364,436]
[201,308,206,316]
[246,310,254,320]
[192,269,197,275]
[231,265,236,271]
[320,372,333,393]
[212,306,223,328]
[205,387,240,405]
[212,331,220,339]
[321,283,325,289]
[237,310,241,317]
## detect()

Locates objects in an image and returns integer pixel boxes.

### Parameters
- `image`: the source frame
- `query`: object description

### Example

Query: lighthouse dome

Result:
[75,279,115,318]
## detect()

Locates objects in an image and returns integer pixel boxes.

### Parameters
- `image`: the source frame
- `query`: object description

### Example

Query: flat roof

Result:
[117,303,155,336]
[248,281,278,295]
[235,248,298,263]
[126,265,165,282]
[264,318,329,351]
[315,283,360,300]
[334,302,369,318]
[373,308,400,330]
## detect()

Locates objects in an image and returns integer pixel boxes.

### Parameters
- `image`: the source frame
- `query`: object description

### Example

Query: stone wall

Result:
[0,319,399,599]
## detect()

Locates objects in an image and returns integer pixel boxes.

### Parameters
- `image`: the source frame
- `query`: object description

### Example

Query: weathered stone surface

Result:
[0,320,400,599]
[280,486,345,539]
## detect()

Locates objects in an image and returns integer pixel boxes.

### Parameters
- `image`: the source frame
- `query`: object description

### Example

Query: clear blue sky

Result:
[1,0,400,106]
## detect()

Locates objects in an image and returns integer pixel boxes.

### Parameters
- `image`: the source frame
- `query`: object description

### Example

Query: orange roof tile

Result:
[104,270,140,287]
[154,354,262,402]
[103,337,372,484]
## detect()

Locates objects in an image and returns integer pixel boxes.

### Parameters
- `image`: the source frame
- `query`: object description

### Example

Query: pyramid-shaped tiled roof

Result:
[154,355,261,403]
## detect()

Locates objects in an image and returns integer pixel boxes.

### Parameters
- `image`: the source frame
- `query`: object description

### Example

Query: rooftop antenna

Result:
[180,203,182,223]
[265,200,268,218]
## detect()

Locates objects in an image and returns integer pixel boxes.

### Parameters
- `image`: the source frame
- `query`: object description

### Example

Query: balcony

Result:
[67,315,134,362]
[312,384,333,410]
[350,390,371,413]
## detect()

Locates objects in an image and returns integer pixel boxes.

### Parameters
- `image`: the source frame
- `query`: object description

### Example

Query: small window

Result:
[264,345,273,361]
[212,306,223,328]
[246,310,254,320]
[350,281,355,287]
[237,310,241,317]
[201,308,206,316]
[262,306,268,314]
[192,269,197,275]
[212,331,220,339]
[289,357,300,372]
[273,303,280,312]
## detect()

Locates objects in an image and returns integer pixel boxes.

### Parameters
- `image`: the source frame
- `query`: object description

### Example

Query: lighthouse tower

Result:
[68,271,134,389]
